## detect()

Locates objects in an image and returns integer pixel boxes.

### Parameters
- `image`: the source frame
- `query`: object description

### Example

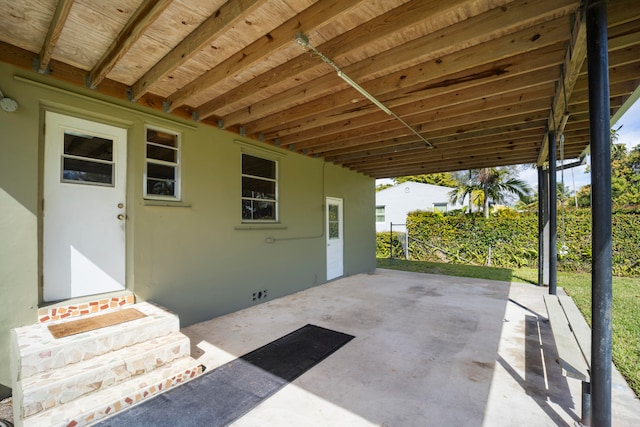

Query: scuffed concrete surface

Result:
[182,269,640,426]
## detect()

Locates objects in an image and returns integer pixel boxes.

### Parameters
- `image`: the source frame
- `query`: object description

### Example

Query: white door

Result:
[43,112,127,301]
[326,197,344,280]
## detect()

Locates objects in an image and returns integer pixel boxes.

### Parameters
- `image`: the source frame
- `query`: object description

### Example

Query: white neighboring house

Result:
[375,181,465,232]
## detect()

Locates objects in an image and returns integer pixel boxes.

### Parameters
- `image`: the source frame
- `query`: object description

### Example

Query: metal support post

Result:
[538,166,544,286]
[586,0,613,425]
[548,131,557,295]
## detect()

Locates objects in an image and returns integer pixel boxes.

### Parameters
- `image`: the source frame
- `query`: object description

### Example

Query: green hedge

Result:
[375,208,640,277]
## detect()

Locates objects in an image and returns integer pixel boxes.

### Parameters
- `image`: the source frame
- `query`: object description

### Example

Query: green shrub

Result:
[373,208,640,277]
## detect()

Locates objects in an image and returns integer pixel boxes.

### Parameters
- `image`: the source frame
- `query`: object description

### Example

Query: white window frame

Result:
[144,125,181,201]
[241,153,278,222]
[433,202,448,213]
[376,205,386,222]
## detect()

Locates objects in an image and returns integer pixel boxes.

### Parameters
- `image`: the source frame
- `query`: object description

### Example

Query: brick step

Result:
[19,332,191,418]
[12,302,180,381]
[22,357,203,427]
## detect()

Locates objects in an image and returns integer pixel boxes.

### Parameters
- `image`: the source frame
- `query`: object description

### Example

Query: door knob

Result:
[117,214,126,220]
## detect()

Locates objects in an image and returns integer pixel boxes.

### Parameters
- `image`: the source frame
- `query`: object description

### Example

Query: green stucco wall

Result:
[0,62,376,398]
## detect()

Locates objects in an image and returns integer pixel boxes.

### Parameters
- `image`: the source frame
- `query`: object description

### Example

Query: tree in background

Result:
[577,144,640,207]
[450,167,532,218]
[376,172,458,192]
[393,172,457,187]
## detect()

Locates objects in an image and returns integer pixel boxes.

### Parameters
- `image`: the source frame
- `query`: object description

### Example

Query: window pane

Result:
[329,221,339,239]
[242,200,275,220]
[147,179,175,196]
[147,144,177,162]
[242,177,275,200]
[243,154,275,179]
[63,158,113,184]
[64,133,113,161]
[147,129,177,148]
[329,204,339,221]
[147,163,176,180]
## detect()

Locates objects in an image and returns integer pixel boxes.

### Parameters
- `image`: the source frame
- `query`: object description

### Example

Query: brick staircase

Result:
[10,295,203,427]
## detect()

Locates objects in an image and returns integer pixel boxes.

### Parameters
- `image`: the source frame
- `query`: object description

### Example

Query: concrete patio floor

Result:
[183,269,640,427]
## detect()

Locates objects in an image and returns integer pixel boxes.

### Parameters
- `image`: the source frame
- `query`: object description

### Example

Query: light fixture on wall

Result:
[0,88,18,112]
[295,32,433,148]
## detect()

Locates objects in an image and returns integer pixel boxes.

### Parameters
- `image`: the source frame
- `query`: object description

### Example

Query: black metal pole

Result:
[538,166,544,286]
[548,131,557,295]
[587,1,613,425]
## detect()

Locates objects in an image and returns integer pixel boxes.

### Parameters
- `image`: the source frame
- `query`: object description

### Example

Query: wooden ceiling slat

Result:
[88,0,172,88]
[2,0,639,178]
[165,0,367,110]
[258,65,561,139]
[129,0,267,100]
[288,95,553,151]
[224,17,571,128]
[194,0,503,119]
[325,129,546,163]
[244,43,567,136]
[38,0,75,73]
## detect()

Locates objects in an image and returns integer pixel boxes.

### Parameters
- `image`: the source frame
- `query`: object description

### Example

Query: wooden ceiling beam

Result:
[357,152,540,177]
[88,0,172,89]
[38,0,75,73]
[341,142,540,170]
[225,14,572,127]
[273,82,554,146]
[165,0,366,110]
[288,96,552,151]
[260,66,560,140]
[195,0,510,119]
[244,43,566,137]
[308,118,548,157]
[130,0,267,100]
[326,129,545,162]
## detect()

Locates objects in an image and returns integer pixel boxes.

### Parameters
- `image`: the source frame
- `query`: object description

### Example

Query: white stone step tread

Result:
[22,356,203,427]
[19,331,191,418]
[13,302,180,380]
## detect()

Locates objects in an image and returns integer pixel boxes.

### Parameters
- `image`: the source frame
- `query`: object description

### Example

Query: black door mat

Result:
[95,324,355,427]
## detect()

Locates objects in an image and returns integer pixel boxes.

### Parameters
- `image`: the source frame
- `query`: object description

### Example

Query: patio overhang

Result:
[0,1,637,425]
[0,0,638,178]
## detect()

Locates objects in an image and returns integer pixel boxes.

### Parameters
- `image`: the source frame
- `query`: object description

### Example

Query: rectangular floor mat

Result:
[95,324,354,427]
[47,308,146,339]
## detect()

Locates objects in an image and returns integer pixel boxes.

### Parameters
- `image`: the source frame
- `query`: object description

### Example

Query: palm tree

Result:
[450,168,532,218]
[449,170,482,213]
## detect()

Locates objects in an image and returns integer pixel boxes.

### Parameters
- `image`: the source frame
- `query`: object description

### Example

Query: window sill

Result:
[234,223,288,230]
[144,200,192,208]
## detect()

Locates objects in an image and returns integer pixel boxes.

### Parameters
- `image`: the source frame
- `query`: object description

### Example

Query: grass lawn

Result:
[377,258,640,398]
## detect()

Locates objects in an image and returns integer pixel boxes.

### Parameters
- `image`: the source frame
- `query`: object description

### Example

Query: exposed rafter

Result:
[166,0,365,111]
[38,0,75,73]
[88,0,173,89]
[1,0,638,178]
[130,0,268,100]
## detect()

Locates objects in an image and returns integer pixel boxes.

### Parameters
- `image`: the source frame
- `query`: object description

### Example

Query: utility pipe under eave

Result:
[587,0,613,425]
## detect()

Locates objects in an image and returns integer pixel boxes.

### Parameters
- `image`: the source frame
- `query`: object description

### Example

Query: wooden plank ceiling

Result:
[1,0,639,178]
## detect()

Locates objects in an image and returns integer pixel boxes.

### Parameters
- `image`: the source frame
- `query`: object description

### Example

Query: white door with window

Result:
[326,197,344,280]
[43,112,127,301]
